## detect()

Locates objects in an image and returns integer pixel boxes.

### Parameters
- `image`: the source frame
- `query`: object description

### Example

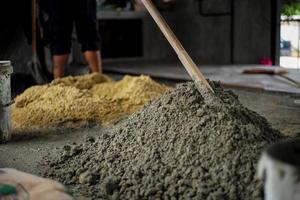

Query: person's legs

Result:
[75,0,102,74]
[53,54,69,78]
[83,50,102,73]
[48,0,73,79]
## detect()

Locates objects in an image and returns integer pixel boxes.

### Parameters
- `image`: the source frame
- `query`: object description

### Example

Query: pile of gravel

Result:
[43,81,283,199]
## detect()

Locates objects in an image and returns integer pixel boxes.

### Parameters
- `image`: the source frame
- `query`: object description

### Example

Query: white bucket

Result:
[258,139,300,200]
[0,61,13,142]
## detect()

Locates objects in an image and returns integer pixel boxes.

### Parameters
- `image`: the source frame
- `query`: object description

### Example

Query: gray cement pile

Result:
[42,81,283,200]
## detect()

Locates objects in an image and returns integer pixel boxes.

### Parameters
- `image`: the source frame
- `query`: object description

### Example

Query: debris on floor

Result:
[11,73,170,129]
[42,81,283,199]
[0,168,74,200]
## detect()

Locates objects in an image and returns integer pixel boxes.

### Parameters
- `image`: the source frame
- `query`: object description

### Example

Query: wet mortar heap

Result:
[42,80,283,200]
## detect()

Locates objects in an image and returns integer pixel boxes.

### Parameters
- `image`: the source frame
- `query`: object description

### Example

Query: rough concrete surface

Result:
[41,81,283,199]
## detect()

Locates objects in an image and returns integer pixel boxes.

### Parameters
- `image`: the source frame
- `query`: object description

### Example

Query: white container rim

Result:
[0,61,11,66]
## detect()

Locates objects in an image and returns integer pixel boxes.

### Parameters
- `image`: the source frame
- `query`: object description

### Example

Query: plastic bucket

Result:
[258,139,300,200]
[0,61,13,142]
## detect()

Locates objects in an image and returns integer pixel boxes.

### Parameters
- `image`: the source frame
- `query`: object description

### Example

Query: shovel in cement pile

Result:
[242,68,300,88]
[141,0,214,95]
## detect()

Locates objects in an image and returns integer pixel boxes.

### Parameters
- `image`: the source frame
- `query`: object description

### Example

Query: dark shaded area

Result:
[11,73,36,98]
[0,0,52,83]
[198,0,234,64]
[0,0,31,58]
[267,138,300,166]
[99,19,143,58]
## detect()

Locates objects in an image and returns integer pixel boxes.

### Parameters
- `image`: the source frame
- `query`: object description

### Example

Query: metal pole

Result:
[0,61,13,143]
[297,21,300,69]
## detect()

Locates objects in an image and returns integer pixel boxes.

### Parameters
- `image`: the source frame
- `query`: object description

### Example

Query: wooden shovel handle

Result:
[141,0,214,93]
[31,0,37,54]
[242,68,288,75]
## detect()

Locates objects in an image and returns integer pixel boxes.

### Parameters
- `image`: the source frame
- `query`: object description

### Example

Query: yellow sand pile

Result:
[12,73,170,129]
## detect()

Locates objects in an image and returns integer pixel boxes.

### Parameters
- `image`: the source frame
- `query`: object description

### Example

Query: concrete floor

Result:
[0,127,102,175]
[1,86,299,179]
[234,89,300,136]
[0,72,299,200]
[103,60,300,94]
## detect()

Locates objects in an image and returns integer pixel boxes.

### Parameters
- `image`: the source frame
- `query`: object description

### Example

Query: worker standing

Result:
[40,0,102,79]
